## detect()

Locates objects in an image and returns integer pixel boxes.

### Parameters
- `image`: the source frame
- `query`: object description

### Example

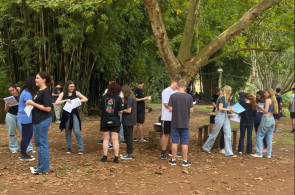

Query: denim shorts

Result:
[171,128,189,145]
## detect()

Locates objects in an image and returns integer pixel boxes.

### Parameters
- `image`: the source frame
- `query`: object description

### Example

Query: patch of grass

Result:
[61,166,68,175]
[274,133,295,146]
[147,103,161,108]
[42,177,49,183]
[82,169,92,174]
[195,106,212,111]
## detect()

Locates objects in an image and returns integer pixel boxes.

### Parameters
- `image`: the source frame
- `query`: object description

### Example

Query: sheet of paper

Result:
[3,96,19,106]
[230,113,240,123]
[63,98,81,113]
[24,105,34,117]
[232,102,245,113]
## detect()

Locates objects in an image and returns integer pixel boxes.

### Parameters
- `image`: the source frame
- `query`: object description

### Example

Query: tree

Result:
[142,0,283,82]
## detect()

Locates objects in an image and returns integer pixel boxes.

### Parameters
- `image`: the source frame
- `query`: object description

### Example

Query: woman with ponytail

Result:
[252,88,278,158]
[238,93,256,155]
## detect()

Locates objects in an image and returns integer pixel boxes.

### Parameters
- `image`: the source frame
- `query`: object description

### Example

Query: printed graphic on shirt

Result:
[105,98,115,114]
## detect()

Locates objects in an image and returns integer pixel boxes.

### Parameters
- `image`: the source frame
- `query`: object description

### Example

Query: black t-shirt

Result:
[211,94,219,112]
[122,96,137,126]
[239,102,256,123]
[52,87,62,103]
[275,94,282,111]
[135,88,145,114]
[32,88,52,124]
[238,91,246,103]
[99,95,124,128]
[8,96,19,115]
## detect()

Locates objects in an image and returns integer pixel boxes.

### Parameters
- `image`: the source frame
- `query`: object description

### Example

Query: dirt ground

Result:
[0,105,294,195]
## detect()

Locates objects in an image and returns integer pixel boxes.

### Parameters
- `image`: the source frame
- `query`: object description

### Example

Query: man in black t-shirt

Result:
[209,87,221,133]
[274,88,283,133]
[52,82,63,123]
[238,89,246,104]
[134,79,149,142]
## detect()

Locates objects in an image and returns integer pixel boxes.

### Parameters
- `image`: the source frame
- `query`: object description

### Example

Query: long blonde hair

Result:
[265,88,278,114]
[218,85,232,103]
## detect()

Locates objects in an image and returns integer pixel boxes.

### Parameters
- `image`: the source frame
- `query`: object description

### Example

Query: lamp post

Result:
[218,68,223,88]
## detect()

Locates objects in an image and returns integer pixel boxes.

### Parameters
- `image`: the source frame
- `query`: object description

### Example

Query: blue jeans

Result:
[255,115,275,156]
[34,117,52,172]
[203,111,234,156]
[238,122,253,154]
[254,113,267,148]
[119,114,125,141]
[5,113,33,152]
[65,114,84,152]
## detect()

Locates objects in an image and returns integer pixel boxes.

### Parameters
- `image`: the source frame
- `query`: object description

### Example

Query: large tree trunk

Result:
[143,0,282,82]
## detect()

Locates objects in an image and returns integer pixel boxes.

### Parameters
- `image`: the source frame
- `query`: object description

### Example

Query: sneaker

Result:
[168,159,176,166]
[30,167,48,175]
[133,138,139,142]
[139,138,148,143]
[97,140,103,144]
[160,151,167,160]
[101,156,107,162]
[263,148,267,154]
[114,157,119,163]
[168,152,183,158]
[27,150,36,153]
[182,161,192,167]
[274,129,280,133]
[230,155,237,158]
[120,154,133,160]
[266,156,271,159]
[202,149,211,154]
[55,120,61,124]
[11,150,18,154]
[108,144,113,150]
[20,154,35,161]
[251,154,263,158]
[291,129,295,134]
[78,152,83,155]
[238,152,242,155]
[120,153,128,157]
[219,149,225,154]
[66,148,72,154]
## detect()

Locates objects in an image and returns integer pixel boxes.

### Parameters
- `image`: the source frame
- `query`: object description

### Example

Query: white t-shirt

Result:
[104,89,124,99]
[290,94,295,113]
[161,87,178,121]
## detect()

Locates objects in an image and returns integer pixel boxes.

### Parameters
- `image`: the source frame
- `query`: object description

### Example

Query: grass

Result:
[61,166,68,175]
[42,177,49,183]
[82,169,92,174]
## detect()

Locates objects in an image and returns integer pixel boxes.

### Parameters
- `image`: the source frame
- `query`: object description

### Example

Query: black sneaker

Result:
[97,140,103,144]
[168,159,176,166]
[120,154,133,160]
[182,161,192,167]
[66,148,72,154]
[101,156,107,162]
[160,151,166,160]
[114,157,119,163]
[20,154,35,161]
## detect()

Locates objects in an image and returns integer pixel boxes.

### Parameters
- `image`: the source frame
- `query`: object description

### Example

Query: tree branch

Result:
[205,47,281,64]
[177,0,201,65]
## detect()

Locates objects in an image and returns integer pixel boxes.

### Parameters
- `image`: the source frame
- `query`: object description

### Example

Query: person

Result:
[238,93,256,155]
[252,88,278,158]
[18,76,39,161]
[273,88,283,133]
[202,85,237,157]
[5,85,34,154]
[120,85,137,160]
[160,77,180,160]
[52,82,64,123]
[97,78,124,146]
[26,71,52,175]
[134,79,149,142]
[168,80,193,167]
[55,80,88,155]
[238,89,246,104]
[254,91,267,153]
[289,88,295,134]
[99,82,124,163]
[209,87,221,134]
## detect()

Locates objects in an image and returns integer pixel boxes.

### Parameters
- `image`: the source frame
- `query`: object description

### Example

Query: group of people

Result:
[4,71,295,173]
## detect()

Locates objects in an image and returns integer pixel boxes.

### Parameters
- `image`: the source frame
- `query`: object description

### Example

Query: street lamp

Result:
[218,68,223,88]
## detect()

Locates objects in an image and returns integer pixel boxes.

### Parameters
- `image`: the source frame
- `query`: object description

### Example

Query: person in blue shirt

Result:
[18,76,39,161]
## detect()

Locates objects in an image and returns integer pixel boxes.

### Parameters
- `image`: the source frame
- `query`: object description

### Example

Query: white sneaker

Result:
[238,152,242,155]
[139,138,148,143]
[11,151,18,154]
[219,149,225,154]
[56,120,61,124]
[78,152,83,155]
[251,154,263,158]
